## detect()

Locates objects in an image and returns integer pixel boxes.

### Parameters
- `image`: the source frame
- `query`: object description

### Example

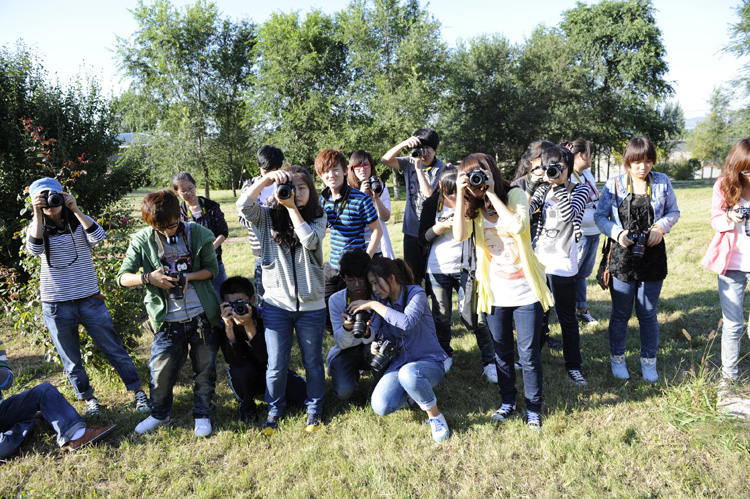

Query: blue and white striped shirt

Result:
[320,186,378,270]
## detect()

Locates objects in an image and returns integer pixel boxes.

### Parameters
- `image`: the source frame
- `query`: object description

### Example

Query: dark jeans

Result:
[403,235,425,286]
[328,344,377,400]
[0,383,85,455]
[254,261,265,307]
[226,363,307,418]
[148,316,218,420]
[546,274,582,370]
[324,262,345,332]
[427,272,495,365]
[486,303,544,412]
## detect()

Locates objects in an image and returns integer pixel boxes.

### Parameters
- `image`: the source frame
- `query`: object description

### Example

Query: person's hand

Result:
[220,302,235,328]
[62,191,78,211]
[341,312,354,331]
[267,170,290,187]
[456,172,471,194]
[434,216,454,234]
[727,205,746,224]
[529,166,545,183]
[647,225,663,246]
[348,300,374,314]
[481,168,495,189]
[370,341,380,356]
[617,230,634,248]
[149,269,178,290]
[360,177,372,196]
[403,136,422,150]
[31,193,47,212]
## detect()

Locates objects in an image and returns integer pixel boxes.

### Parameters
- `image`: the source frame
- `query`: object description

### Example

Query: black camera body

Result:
[276,181,295,200]
[542,163,563,180]
[166,272,187,299]
[628,230,650,258]
[727,206,750,219]
[44,191,65,208]
[410,143,426,158]
[468,168,488,187]
[344,310,371,339]
[370,339,401,371]
[231,299,249,316]
[368,176,383,195]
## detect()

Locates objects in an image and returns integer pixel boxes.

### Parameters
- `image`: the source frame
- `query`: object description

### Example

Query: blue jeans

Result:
[576,234,600,309]
[717,270,750,380]
[254,261,265,306]
[263,304,326,417]
[0,383,85,453]
[328,344,376,400]
[486,302,544,412]
[41,296,143,400]
[608,276,663,359]
[226,364,307,418]
[546,274,582,370]
[148,316,218,420]
[427,272,495,365]
[211,262,228,300]
[370,360,445,415]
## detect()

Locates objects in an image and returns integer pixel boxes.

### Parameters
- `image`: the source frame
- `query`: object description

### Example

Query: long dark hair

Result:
[368,257,414,288]
[268,165,323,247]
[347,150,379,190]
[720,137,750,208]
[459,153,514,220]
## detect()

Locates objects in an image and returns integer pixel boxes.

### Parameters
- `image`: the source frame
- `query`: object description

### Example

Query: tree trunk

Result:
[607,149,611,179]
[392,174,400,201]
[203,159,210,199]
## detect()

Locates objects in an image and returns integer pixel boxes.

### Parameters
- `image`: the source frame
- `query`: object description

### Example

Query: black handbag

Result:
[458,221,479,330]
[596,238,613,290]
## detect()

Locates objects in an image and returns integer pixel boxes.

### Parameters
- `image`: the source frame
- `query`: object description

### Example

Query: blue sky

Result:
[1,0,745,118]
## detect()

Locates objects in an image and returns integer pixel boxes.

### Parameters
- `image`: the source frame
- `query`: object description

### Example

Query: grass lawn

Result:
[2,182,749,498]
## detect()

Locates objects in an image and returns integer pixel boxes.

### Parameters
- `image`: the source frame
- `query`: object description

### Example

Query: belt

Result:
[171,313,207,325]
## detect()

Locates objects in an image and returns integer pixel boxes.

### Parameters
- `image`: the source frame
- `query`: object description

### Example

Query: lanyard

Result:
[626,173,652,198]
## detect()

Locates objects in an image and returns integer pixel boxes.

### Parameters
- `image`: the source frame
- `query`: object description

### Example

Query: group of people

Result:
[4,129,750,456]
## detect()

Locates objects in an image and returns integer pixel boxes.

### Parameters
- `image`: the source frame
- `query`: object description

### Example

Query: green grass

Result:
[2,182,750,498]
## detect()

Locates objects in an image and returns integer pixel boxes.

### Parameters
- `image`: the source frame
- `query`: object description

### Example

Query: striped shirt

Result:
[26,218,105,302]
[529,182,588,243]
[320,185,378,270]
[0,339,15,399]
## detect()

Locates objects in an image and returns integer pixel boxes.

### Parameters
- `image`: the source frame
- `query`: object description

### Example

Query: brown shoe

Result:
[68,424,116,452]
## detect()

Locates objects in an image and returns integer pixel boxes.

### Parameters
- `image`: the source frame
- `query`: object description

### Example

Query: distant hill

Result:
[685,116,704,130]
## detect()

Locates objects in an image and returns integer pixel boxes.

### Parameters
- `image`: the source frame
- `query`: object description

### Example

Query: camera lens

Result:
[46,192,64,208]
[468,169,487,187]
[369,176,383,195]
[276,183,294,200]
[546,165,562,180]
[232,300,249,316]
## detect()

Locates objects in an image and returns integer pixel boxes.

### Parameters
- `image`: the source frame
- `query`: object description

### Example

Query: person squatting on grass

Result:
[0,338,116,458]
[326,249,380,400]
[382,128,447,285]
[348,257,451,443]
[117,190,220,437]
[527,146,590,387]
[172,172,229,299]
[215,277,307,422]
[347,149,395,259]
[25,177,148,417]
[418,167,498,382]
[236,165,328,435]
[702,137,750,384]
[454,154,554,430]
[595,136,680,382]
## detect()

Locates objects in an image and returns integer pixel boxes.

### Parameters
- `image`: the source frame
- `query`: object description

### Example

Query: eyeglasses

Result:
[157,221,180,231]
[351,164,371,170]
[342,276,366,285]
[178,186,196,194]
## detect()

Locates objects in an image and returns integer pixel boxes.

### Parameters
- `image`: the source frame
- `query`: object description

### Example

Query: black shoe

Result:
[525,411,542,431]
[491,404,517,422]
[567,369,588,386]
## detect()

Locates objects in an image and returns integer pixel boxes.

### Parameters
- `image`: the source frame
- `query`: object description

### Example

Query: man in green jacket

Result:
[117,190,220,438]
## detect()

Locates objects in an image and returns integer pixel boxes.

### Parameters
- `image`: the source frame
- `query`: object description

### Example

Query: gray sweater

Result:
[237,193,327,312]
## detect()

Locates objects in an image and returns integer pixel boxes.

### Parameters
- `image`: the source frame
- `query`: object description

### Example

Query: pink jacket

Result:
[702,177,739,275]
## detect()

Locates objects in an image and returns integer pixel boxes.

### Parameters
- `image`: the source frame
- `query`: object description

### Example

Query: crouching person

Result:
[217,277,307,421]
[117,190,220,437]
[348,257,450,443]
[1,338,115,458]
[327,249,378,400]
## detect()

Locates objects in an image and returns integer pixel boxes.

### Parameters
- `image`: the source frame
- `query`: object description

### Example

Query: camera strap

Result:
[625,174,653,230]
[41,209,80,269]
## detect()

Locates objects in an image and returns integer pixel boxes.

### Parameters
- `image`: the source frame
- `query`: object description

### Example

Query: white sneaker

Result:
[85,397,101,416]
[443,357,453,373]
[194,418,212,437]
[135,415,170,434]
[482,363,498,383]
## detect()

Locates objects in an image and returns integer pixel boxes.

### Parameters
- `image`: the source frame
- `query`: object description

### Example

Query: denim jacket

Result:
[594,172,680,240]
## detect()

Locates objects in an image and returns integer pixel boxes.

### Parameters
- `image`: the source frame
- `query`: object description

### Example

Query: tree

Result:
[116,0,255,195]
[690,87,733,177]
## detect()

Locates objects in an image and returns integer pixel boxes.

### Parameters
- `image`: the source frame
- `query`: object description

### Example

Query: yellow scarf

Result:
[472,188,554,313]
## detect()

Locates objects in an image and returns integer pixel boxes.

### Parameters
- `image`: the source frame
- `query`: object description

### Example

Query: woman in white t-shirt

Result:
[453,154,554,430]
[347,150,395,259]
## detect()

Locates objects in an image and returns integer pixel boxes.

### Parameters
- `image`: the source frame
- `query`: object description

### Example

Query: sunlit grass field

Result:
[2,181,749,498]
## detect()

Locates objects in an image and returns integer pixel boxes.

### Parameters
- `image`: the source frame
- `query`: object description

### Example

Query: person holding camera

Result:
[117,190,220,437]
[527,146,590,387]
[347,150,395,259]
[25,178,147,416]
[595,136,680,382]
[326,249,379,400]
[237,165,327,435]
[382,128,447,285]
[172,172,229,298]
[216,277,307,421]
[418,167,497,381]
[1,338,116,458]
[453,154,553,430]
[702,137,750,385]
[348,257,450,443]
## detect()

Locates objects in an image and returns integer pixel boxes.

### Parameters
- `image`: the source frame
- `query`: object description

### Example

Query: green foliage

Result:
[690,87,734,167]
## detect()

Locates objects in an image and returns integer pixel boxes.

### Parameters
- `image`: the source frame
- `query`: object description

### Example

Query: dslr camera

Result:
[410,140,427,159]
[368,176,383,195]
[166,272,187,299]
[370,339,401,371]
[43,190,65,208]
[541,163,563,180]
[467,168,488,187]
[627,230,650,258]
[344,310,371,339]
[276,181,295,200]
[230,299,249,316]
[726,206,750,219]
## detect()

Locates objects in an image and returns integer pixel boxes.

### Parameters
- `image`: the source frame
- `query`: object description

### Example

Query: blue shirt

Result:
[370,285,448,374]
[320,185,378,270]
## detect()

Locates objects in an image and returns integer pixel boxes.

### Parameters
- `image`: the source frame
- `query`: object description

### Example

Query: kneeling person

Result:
[217,277,307,421]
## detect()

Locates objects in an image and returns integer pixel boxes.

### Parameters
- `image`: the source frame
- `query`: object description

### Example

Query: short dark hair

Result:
[623,136,657,170]
[171,172,196,190]
[541,146,574,178]
[141,190,181,229]
[339,248,372,278]
[414,128,440,150]
[257,145,285,171]
[220,276,255,300]
[514,141,554,180]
